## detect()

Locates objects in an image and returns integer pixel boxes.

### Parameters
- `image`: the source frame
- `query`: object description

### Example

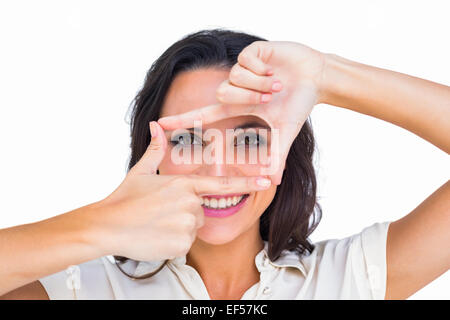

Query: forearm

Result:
[320,53,450,154]
[0,202,106,296]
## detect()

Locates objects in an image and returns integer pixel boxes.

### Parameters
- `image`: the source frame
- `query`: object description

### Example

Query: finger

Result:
[217,79,274,105]
[186,175,273,195]
[259,127,296,185]
[184,198,205,229]
[228,63,283,94]
[158,103,258,130]
[194,206,205,228]
[259,147,287,186]
[238,41,274,76]
[131,121,168,175]
[263,88,317,184]
[269,156,287,186]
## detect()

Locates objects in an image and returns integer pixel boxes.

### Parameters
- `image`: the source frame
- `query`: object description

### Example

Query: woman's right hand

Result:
[158,41,326,186]
[92,121,272,262]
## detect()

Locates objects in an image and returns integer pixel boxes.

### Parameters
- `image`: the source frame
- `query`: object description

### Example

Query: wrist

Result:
[73,200,114,257]
[318,52,358,106]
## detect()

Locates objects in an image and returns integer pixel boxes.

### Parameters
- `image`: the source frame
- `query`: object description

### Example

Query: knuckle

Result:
[219,176,232,187]
[186,215,197,231]
[148,142,160,151]
[251,91,261,104]
[186,196,202,209]
[265,78,275,91]
[175,237,192,255]
[180,213,197,230]
[170,176,189,188]
[216,84,228,102]
[177,193,201,210]
[229,66,242,83]
[238,51,251,65]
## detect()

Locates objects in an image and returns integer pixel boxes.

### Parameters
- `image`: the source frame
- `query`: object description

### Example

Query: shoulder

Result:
[39,257,115,300]
[299,221,391,299]
[311,221,391,262]
[0,281,49,300]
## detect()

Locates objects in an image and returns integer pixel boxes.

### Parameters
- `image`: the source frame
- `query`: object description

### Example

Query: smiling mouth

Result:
[201,193,250,209]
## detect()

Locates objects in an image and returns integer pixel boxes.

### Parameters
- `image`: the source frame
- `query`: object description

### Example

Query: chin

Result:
[195,224,242,245]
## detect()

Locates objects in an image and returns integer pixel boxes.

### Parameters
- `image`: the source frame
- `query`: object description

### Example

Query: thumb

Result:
[259,127,294,185]
[270,156,287,186]
[131,121,167,175]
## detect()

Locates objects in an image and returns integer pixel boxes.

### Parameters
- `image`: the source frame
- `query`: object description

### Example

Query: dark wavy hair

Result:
[114,28,322,279]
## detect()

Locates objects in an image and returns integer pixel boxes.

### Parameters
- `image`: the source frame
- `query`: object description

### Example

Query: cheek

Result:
[235,163,269,176]
[158,145,271,176]
[158,149,200,174]
[233,146,272,175]
[254,185,277,213]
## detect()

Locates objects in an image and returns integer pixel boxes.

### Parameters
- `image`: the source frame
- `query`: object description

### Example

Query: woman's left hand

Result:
[158,41,327,185]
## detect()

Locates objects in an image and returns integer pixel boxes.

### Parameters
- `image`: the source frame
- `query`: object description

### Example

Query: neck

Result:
[186,223,264,299]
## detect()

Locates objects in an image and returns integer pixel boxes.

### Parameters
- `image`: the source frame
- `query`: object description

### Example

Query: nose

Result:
[193,137,244,177]
[198,161,243,177]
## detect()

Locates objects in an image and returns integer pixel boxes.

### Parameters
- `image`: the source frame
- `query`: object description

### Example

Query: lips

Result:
[201,193,250,218]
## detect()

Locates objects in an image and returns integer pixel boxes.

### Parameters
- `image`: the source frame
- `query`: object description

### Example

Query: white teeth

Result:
[200,198,204,205]
[201,195,247,209]
[210,198,218,209]
[218,198,226,209]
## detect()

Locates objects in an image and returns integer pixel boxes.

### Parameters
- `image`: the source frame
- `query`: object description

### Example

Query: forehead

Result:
[160,67,270,130]
[160,68,229,118]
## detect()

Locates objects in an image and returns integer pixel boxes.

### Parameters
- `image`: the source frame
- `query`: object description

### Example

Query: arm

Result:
[320,53,450,299]
[0,120,271,299]
[155,40,449,298]
[0,202,105,298]
[321,54,450,153]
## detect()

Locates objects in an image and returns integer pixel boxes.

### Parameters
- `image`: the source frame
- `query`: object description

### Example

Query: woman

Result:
[1,29,448,300]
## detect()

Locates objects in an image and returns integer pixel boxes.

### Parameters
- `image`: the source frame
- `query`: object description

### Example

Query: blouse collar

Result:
[132,241,308,278]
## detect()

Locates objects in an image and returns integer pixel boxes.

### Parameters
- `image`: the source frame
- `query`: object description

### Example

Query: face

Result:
[158,68,277,245]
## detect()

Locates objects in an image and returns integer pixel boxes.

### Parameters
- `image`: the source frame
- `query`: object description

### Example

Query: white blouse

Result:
[39,221,391,300]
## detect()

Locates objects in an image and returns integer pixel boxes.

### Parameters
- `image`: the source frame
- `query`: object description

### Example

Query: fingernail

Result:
[266,69,274,76]
[271,81,282,92]
[150,121,158,138]
[261,93,272,103]
[256,177,271,188]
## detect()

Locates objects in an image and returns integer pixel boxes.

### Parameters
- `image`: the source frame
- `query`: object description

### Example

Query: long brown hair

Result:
[114,28,322,279]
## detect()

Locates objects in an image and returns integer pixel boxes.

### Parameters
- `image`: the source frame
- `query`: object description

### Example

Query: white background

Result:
[0,0,448,299]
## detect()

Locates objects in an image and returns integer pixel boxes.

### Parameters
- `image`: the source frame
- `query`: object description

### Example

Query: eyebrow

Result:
[186,121,271,131]
[235,121,271,130]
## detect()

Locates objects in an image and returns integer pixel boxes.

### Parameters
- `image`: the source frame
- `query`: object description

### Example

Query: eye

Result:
[234,132,266,147]
[171,132,203,147]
